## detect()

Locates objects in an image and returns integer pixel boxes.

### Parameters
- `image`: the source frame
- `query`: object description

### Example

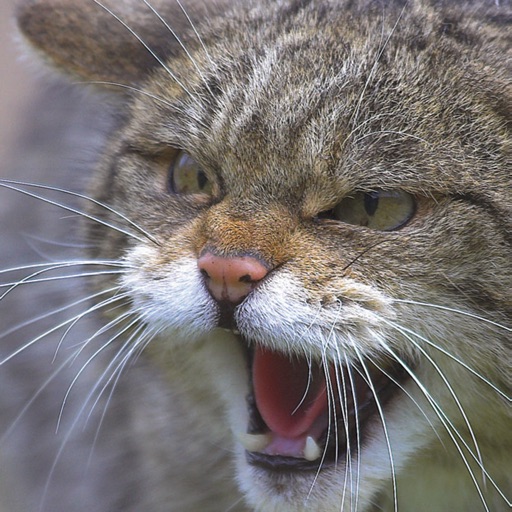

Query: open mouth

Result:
[238,339,410,472]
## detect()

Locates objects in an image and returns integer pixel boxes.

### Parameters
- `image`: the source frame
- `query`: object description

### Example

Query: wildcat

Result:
[0,0,510,510]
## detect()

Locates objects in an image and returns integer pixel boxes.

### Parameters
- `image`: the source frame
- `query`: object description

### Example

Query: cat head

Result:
[17,1,511,510]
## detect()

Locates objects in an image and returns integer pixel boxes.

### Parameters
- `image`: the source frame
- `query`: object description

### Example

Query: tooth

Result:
[238,433,271,453]
[304,436,322,461]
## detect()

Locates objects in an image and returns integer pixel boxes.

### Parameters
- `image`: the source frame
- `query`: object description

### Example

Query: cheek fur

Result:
[122,245,218,339]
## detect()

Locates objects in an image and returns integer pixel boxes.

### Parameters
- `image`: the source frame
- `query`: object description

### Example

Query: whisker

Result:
[174,0,216,68]
[79,320,149,429]
[349,3,408,131]
[81,81,209,128]
[394,298,512,333]
[141,0,216,100]
[291,351,314,416]
[57,312,138,431]
[345,361,362,512]
[0,268,128,301]
[307,303,344,501]
[354,130,429,145]
[36,317,138,512]
[332,352,351,511]
[92,0,197,101]
[53,291,130,362]
[340,112,393,147]
[0,351,82,446]
[323,351,338,469]
[353,347,398,512]
[22,234,92,262]
[125,323,163,366]
[0,269,127,293]
[22,233,93,251]
[386,320,485,481]
[0,286,120,342]
[78,81,175,108]
[341,240,392,274]
[0,179,159,246]
[306,349,328,501]
[325,304,344,470]
[386,317,510,402]
[381,340,504,511]
[86,323,160,469]
[370,358,442,443]
[56,310,136,432]
[225,496,248,512]
[0,259,128,277]
[0,289,127,366]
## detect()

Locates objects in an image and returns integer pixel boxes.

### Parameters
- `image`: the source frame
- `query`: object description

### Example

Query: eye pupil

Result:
[363,192,379,216]
[329,190,416,231]
[168,150,212,196]
[197,170,208,191]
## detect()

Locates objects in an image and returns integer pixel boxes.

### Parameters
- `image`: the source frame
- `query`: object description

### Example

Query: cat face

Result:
[16,0,511,511]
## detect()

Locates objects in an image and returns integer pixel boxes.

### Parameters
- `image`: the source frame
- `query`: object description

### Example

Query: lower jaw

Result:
[246,450,335,472]
[240,341,412,474]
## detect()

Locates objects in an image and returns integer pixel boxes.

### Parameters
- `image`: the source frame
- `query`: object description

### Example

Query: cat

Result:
[0,0,510,510]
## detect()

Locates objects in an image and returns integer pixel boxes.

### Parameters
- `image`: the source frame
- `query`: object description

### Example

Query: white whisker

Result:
[0,260,128,277]
[174,0,216,68]
[0,180,159,245]
[306,302,344,501]
[370,357,442,444]
[380,341,505,511]
[92,0,197,101]
[53,291,130,362]
[386,317,510,403]
[56,311,136,432]
[0,287,116,342]
[86,323,161,469]
[353,347,398,512]
[0,269,128,300]
[141,0,216,100]
[394,298,512,333]
[0,351,81,446]
[354,130,429,145]
[349,3,408,130]
[345,362,362,512]
[78,81,174,108]
[81,320,150,425]
[0,289,127,366]
[386,320,485,482]
[81,81,210,128]
[289,353,312,416]
[332,353,351,511]
[36,316,140,512]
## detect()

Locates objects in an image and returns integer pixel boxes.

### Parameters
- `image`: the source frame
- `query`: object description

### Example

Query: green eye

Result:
[168,151,213,196]
[332,190,416,231]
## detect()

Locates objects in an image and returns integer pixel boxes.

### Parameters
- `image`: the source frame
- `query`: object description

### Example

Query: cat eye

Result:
[168,151,213,196]
[330,190,416,231]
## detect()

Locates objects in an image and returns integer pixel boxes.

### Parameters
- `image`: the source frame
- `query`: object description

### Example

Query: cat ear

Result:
[17,0,228,85]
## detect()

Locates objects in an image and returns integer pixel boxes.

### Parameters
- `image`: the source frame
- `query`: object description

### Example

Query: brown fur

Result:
[3,0,511,510]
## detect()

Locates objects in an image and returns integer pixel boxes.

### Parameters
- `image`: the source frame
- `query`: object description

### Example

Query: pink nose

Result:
[198,252,269,303]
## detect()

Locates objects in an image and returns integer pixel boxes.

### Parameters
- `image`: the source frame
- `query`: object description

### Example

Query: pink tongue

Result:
[252,346,329,439]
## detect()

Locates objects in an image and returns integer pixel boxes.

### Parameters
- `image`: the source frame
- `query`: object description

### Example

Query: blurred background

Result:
[0,0,35,169]
[0,3,114,510]
[0,4,32,508]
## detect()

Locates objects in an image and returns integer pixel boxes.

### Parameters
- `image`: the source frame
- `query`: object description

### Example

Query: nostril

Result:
[239,273,256,284]
[197,252,270,304]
